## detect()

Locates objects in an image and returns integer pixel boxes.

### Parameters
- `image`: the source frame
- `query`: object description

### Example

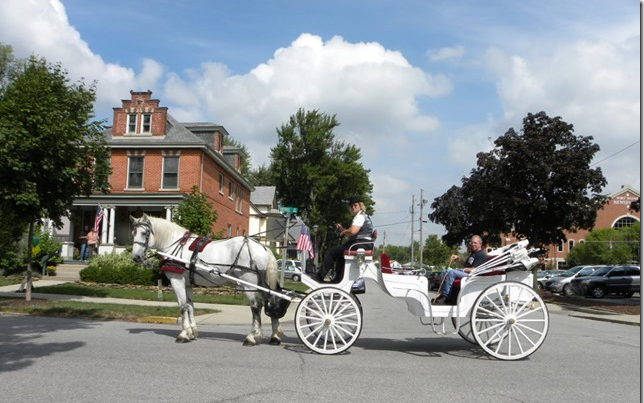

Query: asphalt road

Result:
[0,285,640,403]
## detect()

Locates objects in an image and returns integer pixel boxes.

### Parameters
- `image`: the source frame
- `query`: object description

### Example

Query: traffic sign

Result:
[279,207,298,214]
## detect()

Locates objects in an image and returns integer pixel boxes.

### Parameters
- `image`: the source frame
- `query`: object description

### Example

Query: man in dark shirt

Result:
[434,235,487,304]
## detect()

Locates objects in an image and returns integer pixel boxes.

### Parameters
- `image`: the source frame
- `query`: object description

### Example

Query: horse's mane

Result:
[147,216,188,247]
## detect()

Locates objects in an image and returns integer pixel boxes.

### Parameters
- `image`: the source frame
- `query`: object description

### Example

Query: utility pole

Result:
[410,194,415,266]
[419,189,427,269]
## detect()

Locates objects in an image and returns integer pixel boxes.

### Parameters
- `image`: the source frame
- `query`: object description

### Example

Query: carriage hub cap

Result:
[507,317,516,326]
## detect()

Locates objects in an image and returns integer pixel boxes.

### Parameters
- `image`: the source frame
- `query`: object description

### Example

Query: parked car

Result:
[536,270,566,290]
[570,265,640,298]
[545,265,602,296]
[351,277,366,294]
[277,259,303,282]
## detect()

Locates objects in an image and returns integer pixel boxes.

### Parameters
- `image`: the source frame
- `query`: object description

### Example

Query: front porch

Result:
[56,193,186,260]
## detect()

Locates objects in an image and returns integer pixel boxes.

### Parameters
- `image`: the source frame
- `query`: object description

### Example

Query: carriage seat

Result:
[343,230,377,256]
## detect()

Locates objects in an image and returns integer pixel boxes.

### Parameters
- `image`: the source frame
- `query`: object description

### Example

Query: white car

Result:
[277,259,303,282]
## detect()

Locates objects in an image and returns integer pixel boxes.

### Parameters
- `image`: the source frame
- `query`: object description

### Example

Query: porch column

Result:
[165,206,173,221]
[101,207,109,244]
[108,206,116,244]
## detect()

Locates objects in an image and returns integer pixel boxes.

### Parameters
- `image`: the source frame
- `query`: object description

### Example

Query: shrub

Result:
[80,251,161,285]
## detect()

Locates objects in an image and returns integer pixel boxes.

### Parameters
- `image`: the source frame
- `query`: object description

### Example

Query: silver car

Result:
[277,259,303,282]
[545,265,603,296]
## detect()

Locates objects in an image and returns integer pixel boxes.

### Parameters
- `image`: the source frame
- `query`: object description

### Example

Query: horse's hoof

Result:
[175,337,190,343]
[269,337,281,346]
[242,339,256,346]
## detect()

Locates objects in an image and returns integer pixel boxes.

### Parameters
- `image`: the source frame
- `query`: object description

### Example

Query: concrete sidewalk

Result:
[0,280,639,326]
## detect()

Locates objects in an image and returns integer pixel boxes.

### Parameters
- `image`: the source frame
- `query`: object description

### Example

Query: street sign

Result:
[279,207,298,214]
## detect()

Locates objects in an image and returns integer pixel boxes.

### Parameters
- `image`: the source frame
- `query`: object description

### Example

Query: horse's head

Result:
[131,214,155,263]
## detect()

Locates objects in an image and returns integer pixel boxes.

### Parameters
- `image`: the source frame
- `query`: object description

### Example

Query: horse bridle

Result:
[132,220,154,254]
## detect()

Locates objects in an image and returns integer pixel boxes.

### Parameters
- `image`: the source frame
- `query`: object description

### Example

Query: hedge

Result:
[80,251,161,285]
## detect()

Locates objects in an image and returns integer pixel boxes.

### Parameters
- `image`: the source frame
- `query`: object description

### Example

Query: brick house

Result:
[497,185,640,269]
[56,90,253,258]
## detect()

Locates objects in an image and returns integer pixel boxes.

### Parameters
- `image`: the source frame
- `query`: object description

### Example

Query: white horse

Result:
[130,214,286,346]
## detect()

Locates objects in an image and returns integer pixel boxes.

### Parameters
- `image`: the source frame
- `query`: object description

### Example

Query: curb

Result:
[137,316,178,324]
[568,314,640,327]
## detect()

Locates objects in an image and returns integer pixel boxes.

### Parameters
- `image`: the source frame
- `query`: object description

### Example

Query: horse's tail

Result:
[265,252,279,290]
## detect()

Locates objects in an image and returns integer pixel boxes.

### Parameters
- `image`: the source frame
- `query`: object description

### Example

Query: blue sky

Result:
[0,0,640,247]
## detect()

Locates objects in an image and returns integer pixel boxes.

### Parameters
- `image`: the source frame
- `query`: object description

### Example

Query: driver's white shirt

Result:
[351,211,366,228]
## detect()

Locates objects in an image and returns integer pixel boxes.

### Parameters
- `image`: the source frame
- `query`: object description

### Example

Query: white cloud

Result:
[0,0,162,117]
[426,45,465,63]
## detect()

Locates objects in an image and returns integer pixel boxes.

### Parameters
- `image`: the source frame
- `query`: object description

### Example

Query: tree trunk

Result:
[25,221,34,302]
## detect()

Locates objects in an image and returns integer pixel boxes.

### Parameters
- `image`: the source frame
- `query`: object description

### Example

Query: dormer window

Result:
[127,114,137,134]
[142,114,151,133]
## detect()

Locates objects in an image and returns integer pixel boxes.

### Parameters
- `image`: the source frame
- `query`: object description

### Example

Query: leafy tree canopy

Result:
[422,234,456,268]
[248,163,275,187]
[173,186,222,238]
[0,55,111,226]
[269,108,374,250]
[430,111,607,248]
[565,222,640,266]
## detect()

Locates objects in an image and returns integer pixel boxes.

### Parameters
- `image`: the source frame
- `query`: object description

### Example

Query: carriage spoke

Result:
[302,305,324,318]
[515,321,545,336]
[494,329,509,355]
[476,306,505,320]
[514,325,537,348]
[515,307,543,320]
[495,288,508,313]
[330,325,349,346]
[483,295,506,316]
[300,319,324,328]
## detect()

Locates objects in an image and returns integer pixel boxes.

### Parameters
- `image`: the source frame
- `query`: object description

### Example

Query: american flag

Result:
[296,225,314,258]
[94,205,104,233]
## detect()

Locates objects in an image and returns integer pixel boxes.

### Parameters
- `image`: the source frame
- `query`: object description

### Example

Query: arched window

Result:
[613,216,638,230]
[568,239,575,251]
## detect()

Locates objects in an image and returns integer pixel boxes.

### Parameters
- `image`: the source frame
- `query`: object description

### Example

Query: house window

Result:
[227,224,232,238]
[568,239,575,251]
[127,156,144,189]
[142,114,151,133]
[219,174,224,194]
[613,217,637,229]
[228,180,233,199]
[127,114,137,134]
[236,186,243,212]
[162,156,179,189]
[557,242,564,253]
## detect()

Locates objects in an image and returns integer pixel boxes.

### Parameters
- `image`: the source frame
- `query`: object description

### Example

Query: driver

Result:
[317,195,373,283]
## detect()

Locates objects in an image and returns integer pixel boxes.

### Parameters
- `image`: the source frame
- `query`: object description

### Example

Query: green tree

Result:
[422,234,454,268]
[380,244,410,264]
[0,55,111,300]
[566,223,640,266]
[173,186,222,238]
[430,111,607,248]
[270,108,374,253]
[248,164,275,187]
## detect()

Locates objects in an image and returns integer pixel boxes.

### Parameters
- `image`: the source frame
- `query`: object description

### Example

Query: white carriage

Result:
[293,240,549,360]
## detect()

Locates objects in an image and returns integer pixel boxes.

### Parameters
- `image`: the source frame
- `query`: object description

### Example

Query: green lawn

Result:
[0,297,218,322]
[0,277,24,287]
[32,280,310,305]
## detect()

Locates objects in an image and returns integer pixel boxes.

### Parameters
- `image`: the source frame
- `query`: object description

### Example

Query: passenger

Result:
[433,235,487,304]
[317,195,373,283]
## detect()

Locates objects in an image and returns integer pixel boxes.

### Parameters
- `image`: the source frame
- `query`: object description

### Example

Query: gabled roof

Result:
[608,185,640,199]
[251,186,277,207]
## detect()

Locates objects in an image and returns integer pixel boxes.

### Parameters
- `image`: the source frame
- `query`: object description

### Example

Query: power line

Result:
[591,140,640,167]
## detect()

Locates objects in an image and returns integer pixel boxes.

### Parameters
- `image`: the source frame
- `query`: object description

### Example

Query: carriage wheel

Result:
[471,281,549,361]
[451,316,477,345]
[295,287,363,355]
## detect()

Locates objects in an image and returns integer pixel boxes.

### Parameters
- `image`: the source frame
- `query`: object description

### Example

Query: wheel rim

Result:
[452,316,478,345]
[295,287,363,355]
[471,281,549,361]
[563,285,572,296]
[592,287,604,298]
